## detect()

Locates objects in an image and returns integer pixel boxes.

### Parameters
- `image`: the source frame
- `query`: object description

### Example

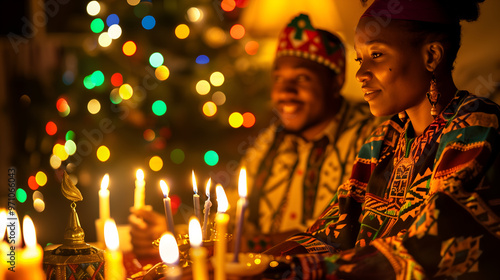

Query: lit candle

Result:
[232,167,248,262]
[192,170,202,222]
[215,184,229,280]
[17,216,45,280]
[160,180,176,236]
[202,178,212,240]
[189,218,208,280]
[0,210,8,280]
[99,174,110,220]
[134,169,146,209]
[159,233,182,280]
[104,219,126,280]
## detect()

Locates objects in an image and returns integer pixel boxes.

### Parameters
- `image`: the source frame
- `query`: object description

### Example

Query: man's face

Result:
[271,56,338,136]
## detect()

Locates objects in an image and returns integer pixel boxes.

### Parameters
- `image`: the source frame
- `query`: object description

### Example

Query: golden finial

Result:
[61,171,83,202]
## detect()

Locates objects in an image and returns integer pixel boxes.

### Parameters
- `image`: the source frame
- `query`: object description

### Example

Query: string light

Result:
[35,171,47,187]
[202,101,217,117]
[175,24,190,39]
[142,15,156,30]
[229,112,244,128]
[97,145,111,162]
[152,100,167,116]
[196,80,210,95]
[86,1,101,16]
[155,65,170,81]
[122,41,137,56]
[212,91,226,105]
[196,55,209,64]
[170,149,185,164]
[230,24,245,39]
[204,150,219,166]
[187,7,203,22]
[149,156,163,171]
[210,71,224,86]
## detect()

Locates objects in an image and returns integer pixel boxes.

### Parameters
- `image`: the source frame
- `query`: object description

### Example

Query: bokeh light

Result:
[106,14,119,26]
[202,101,217,117]
[149,156,163,171]
[110,88,122,104]
[230,24,245,39]
[155,65,170,81]
[53,143,69,161]
[127,0,140,6]
[66,130,75,141]
[123,41,137,56]
[119,84,133,100]
[108,24,122,39]
[16,188,27,203]
[91,70,105,86]
[221,0,236,12]
[50,154,62,169]
[33,191,44,201]
[28,176,39,190]
[143,129,155,141]
[56,98,69,113]
[86,1,101,16]
[195,80,210,95]
[111,73,123,87]
[90,18,105,33]
[170,149,185,164]
[245,41,259,55]
[46,121,57,136]
[196,55,209,64]
[65,140,77,155]
[212,91,226,105]
[98,32,112,47]
[175,24,190,39]
[142,15,156,30]
[34,198,45,212]
[203,27,226,48]
[97,145,110,162]
[152,100,167,116]
[83,76,95,89]
[210,71,224,86]
[87,99,101,114]
[149,52,164,68]
[35,171,47,187]
[204,150,219,166]
[242,112,256,128]
[229,112,244,128]
[187,7,203,22]
[62,71,75,85]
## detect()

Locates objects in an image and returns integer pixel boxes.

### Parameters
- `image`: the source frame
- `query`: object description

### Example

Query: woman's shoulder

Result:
[443,91,500,130]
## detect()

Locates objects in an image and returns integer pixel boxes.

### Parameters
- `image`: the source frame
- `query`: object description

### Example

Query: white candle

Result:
[134,169,146,209]
[215,184,229,280]
[17,216,45,280]
[99,174,110,220]
[233,167,248,262]
[202,178,212,240]
[192,170,202,222]
[104,219,126,280]
[160,180,176,236]
[189,218,208,280]
[159,233,182,280]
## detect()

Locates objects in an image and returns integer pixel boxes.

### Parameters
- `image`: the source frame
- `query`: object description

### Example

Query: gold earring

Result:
[426,73,441,118]
[398,111,407,123]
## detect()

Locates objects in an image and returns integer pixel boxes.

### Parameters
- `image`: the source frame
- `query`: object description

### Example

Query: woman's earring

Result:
[426,73,441,118]
[398,111,407,123]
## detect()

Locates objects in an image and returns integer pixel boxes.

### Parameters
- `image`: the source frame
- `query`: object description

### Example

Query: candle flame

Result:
[188,218,202,247]
[104,219,120,251]
[101,174,109,191]
[0,210,7,240]
[192,170,198,194]
[205,178,211,198]
[238,167,247,198]
[216,184,229,213]
[160,180,169,198]
[159,233,179,265]
[136,169,144,181]
[22,215,37,248]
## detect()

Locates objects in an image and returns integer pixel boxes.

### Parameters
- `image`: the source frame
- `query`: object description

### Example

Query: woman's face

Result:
[354,17,431,117]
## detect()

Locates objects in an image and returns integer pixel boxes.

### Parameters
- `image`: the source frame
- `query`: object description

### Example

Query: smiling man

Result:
[238,14,379,251]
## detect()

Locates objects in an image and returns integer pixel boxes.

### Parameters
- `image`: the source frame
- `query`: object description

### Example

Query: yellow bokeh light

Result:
[175,24,190,39]
[53,144,69,161]
[35,171,47,187]
[98,32,112,48]
[97,145,110,162]
[149,156,163,172]
[203,27,226,48]
[155,65,170,81]
[210,71,224,87]
[212,91,226,105]
[50,154,62,169]
[202,101,217,117]
[187,7,203,22]
[33,198,45,213]
[123,41,137,56]
[127,0,140,6]
[87,99,101,114]
[86,1,100,16]
[119,84,134,100]
[196,80,211,95]
[229,112,244,128]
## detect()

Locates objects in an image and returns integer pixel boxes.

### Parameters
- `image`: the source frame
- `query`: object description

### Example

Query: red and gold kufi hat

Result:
[276,14,345,75]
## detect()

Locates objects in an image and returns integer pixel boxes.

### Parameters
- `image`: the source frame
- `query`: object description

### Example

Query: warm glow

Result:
[245,41,259,55]
[87,99,101,114]
[221,0,236,12]
[122,41,137,56]
[96,145,110,162]
[149,155,163,171]
[159,233,179,265]
[22,216,37,248]
[238,167,247,198]
[101,174,109,191]
[98,32,112,47]
[210,71,224,87]
[108,24,122,39]
[136,169,144,181]
[202,101,217,117]
[86,1,101,16]
[0,210,7,240]
[104,219,120,251]
[205,178,211,198]
[192,170,198,194]
[175,24,190,39]
[229,112,244,128]
[35,171,47,186]
[196,80,211,95]
[230,24,245,39]
[155,65,170,81]
[187,7,203,22]
[160,180,169,198]
[216,184,228,212]
[119,83,133,100]
[188,218,202,247]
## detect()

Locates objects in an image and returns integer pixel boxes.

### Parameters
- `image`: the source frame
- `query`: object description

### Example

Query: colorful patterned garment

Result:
[232,99,378,250]
[270,91,500,279]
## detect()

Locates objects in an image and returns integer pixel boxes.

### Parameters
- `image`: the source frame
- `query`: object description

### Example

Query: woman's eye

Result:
[371,53,382,59]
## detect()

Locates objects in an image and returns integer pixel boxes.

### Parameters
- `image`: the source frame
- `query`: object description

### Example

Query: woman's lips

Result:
[363,90,381,102]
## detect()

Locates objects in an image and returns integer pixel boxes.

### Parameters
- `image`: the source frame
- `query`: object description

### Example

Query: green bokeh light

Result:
[152,100,167,116]
[90,18,105,33]
[170,149,185,164]
[83,76,95,89]
[91,70,105,86]
[16,188,27,203]
[204,150,219,166]
[149,52,164,68]
[66,130,75,141]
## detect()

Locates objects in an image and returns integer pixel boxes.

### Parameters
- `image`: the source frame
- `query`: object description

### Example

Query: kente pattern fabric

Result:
[243,100,377,236]
[275,91,500,279]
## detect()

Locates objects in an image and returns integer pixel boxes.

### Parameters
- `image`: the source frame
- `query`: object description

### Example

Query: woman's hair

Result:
[360,0,484,71]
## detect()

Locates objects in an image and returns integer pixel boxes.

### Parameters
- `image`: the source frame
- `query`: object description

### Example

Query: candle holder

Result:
[212,252,272,277]
[43,172,105,280]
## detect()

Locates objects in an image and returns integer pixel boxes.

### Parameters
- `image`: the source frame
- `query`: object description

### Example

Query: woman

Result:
[261,0,500,279]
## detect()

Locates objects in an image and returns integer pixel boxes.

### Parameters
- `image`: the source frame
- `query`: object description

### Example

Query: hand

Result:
[129,205,167,258]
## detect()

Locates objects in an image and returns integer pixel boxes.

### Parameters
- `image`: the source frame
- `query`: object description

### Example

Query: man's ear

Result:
[423,42,444,72]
